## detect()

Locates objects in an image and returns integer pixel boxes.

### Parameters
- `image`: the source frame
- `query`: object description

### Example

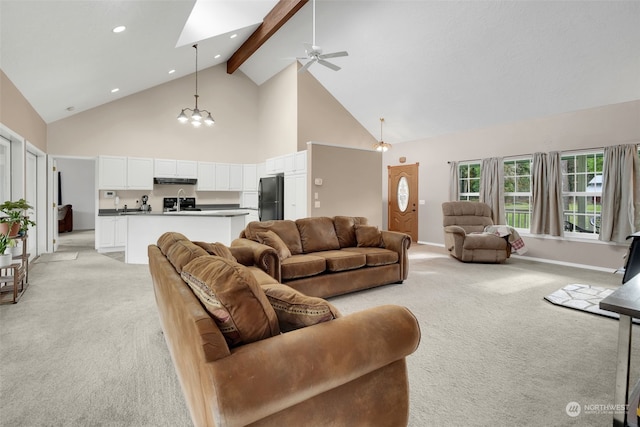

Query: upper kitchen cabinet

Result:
[266,151,307,176]
[126,157,154,190]
[154,159,198,178]
[196,162,216,191]
[98,156,126,189]
[98,155,153,190]
[229,164,243,191]
[242,164,257,191]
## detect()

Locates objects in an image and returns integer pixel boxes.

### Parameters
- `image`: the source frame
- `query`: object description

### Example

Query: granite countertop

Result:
[99,205,252,217]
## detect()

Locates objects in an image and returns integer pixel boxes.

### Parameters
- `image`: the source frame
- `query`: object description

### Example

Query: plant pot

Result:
[0,222,20,237]
[0,253,12,268]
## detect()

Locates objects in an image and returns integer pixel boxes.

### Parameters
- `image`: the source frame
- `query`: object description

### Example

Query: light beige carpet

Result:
[1,235,638,427]
[33,251,78,263]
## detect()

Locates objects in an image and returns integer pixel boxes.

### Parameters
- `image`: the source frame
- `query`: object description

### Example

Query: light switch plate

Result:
[314,200,321,208]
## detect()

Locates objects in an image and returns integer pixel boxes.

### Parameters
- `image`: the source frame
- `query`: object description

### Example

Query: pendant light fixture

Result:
[177,44,214,127]
[373,117,392,152]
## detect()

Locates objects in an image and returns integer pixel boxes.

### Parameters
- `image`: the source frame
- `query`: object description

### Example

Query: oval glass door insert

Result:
[397,176,409,212]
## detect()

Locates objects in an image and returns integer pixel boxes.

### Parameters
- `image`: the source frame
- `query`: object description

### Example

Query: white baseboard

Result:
[415,241,621,274]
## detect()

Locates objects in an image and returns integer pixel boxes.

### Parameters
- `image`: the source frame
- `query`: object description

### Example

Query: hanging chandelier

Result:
[177,44,214,127]
[373,117,392,152]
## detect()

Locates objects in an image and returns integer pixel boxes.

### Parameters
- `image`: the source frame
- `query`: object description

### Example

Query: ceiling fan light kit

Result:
[178,44,215,127]
[298,0,348,73]
[373,117,392,152]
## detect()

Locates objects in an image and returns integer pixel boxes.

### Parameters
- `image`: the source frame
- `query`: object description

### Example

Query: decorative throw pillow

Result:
[165,240,209,273]
[181,256,280,347]
[256,230,292,260]
[261,284,341,332]
[193,241,237,262]
[355,225,384,248]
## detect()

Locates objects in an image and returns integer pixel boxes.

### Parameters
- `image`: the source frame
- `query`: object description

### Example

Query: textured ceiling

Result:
[1,0,639,144]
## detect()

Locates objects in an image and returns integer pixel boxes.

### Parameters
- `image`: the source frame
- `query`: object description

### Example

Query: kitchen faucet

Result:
[176,188,185,212]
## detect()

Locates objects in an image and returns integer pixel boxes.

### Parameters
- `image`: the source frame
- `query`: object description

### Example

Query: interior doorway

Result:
[388,163,419,242]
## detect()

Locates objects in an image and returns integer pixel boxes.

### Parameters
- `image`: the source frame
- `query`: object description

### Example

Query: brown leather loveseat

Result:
[148,231,421,427]
[232,216,411,298]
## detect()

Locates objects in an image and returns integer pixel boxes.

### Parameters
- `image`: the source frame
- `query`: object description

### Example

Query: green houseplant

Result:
[0,231,15,267]
[0,199,36,236]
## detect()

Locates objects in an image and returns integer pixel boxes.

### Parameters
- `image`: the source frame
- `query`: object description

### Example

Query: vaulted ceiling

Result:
[1,0,638,144]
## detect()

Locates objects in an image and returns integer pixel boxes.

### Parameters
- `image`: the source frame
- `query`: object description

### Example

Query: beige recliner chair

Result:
[442,201,511,263]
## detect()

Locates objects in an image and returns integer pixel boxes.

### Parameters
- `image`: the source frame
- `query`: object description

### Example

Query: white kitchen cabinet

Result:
[154,159,197,178]
[256,162,267,182]
[294,150,307,174]
[197,162,216,191]
[266,155,286,175]
[98,156,127,189]
[126,157,154,190]
[243,164,257,191]
[97,216,127,251]
[229,164,243,191]
[241,191,258,209]
[215,163,230,190]
[245,210,259,226]
[284,173,307,220]
[284,154,295,174]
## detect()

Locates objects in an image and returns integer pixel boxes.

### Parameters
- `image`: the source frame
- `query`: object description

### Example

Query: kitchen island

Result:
[99,210,248,264]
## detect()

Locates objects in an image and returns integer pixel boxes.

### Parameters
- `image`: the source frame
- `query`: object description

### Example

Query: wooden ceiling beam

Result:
[227,0,308,74]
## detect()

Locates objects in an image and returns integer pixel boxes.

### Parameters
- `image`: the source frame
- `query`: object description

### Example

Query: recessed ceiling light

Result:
[112,25,126,33]
[168,69,176,74]
[230,33,237,39]
[214,54,221,59]
[111,88,119,93]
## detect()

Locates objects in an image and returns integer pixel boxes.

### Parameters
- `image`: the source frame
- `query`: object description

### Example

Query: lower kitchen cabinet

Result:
[97,216,127,251]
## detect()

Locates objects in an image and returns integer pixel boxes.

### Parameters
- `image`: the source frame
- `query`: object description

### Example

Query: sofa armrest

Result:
[443,225,466,256]
[208,304,421,426]
[381,230,411,280]
[231,238,281,282]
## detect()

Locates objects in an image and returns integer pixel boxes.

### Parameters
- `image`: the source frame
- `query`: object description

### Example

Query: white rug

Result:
[34,252,78,263]
[545,283,639,323]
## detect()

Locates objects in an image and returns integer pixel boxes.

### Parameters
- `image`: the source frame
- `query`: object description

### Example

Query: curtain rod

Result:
[446,143,638,164]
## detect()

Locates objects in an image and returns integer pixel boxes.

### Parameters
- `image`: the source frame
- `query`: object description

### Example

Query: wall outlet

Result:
[314,200,321,208]
[419,200,425,205]
[104,190,115,198]
[314,178,323,186]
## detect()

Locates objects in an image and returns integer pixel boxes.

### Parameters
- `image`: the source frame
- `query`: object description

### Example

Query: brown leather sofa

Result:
[442,201,511,263]
[231,216,411,298]
[148,232,421,427]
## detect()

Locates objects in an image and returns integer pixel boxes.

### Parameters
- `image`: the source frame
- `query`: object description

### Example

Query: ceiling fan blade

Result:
[318,59,341,71]
[319,51,348,59]
[298,60,315,73]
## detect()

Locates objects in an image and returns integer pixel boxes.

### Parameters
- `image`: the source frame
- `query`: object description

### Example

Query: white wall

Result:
[383,100,640,270]
[55,158,96,230]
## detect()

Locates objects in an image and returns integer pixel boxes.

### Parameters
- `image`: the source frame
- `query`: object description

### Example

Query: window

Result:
[503,158,531,230]
[561,152,603,236]
[458,162,480,201]
[0,137,9,203]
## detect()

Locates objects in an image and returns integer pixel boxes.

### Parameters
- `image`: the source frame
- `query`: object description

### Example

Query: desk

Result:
[600,273,640,426]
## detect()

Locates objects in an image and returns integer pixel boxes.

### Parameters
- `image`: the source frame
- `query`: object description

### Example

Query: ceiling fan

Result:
[298,0,348,73]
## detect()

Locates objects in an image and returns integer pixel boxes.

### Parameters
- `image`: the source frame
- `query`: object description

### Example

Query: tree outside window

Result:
[561,152,603,236]
[503,158,531,229]
[458,163,480,201]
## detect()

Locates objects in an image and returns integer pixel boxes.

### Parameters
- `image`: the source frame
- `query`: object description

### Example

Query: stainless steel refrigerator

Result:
[258,175,284,221]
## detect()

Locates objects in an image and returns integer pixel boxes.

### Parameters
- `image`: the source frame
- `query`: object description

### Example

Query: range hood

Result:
[153,177,197,185]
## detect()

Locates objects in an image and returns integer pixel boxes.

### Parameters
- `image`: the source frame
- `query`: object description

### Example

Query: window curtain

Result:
[599,144,640,243]
[449,161,458,201]
[479,157,505,225]
[530,152,563,236]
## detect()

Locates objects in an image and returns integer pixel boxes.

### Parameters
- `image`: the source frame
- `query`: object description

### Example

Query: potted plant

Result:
[0,231,15,267]
[0,199,35,236]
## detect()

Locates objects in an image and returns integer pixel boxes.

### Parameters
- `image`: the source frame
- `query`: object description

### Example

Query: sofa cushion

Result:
[308,250,366,272]
[193,241,237,262]
[157,231,190,255]
[261,284,341,332]
[245,220,303,255]
[334,216,368,248]
[463,233,507,250]
[296,217,341,253]
[256,230,291,260]
[181,256,280,347]
[343,247,399,266]
[355,225,384,248]
[165,240,209,273]
[246,266,280,286]
[281,254,326,280]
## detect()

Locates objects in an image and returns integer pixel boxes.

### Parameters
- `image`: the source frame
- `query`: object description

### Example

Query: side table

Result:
[0,262,27,304]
